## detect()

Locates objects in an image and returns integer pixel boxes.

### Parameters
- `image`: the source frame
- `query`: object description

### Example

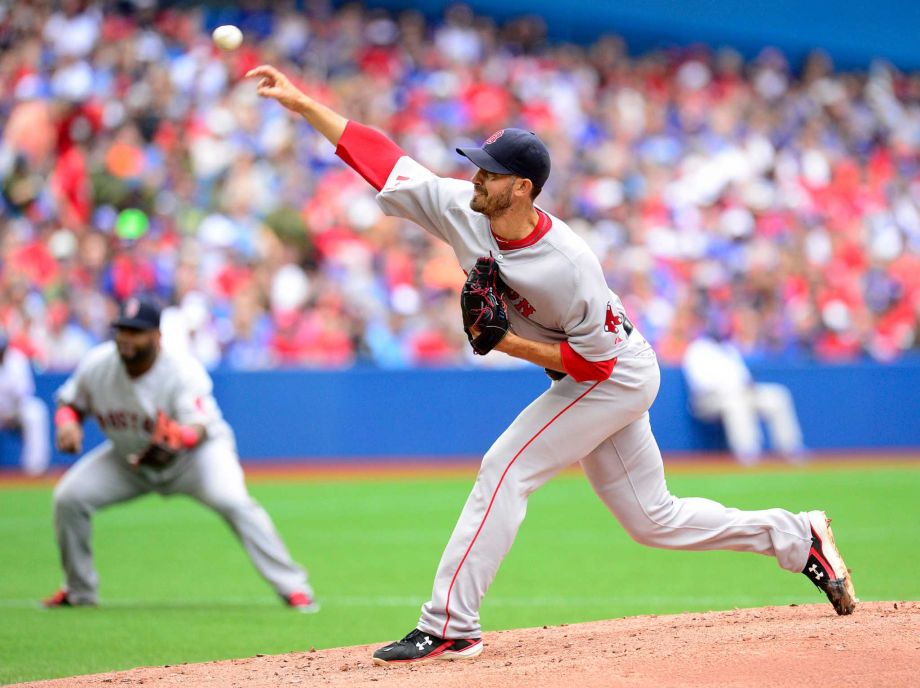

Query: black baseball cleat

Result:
[372,628,483,665]
[803,511,857,615]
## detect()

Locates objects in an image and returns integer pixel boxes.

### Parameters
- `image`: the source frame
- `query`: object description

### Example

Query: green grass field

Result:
[1,463,918,685]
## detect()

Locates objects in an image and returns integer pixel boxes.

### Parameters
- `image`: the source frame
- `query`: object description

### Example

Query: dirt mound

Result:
[17,602,919,688]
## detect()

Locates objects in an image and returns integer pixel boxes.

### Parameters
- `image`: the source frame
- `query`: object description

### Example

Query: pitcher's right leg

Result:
[416,381,608,640]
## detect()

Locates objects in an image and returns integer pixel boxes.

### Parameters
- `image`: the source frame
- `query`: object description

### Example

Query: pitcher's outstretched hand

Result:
[246,65,307,111]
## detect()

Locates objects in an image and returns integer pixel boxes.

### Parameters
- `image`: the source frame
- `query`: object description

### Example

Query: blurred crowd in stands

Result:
[1,0,918,371]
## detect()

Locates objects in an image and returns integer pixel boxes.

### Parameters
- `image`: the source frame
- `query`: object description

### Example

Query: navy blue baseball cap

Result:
[112,297,161,331]
[457,128,551,190]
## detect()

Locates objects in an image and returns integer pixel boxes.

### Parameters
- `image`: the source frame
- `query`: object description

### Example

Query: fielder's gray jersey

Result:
[376,157,649,365]
[56,342,232,460]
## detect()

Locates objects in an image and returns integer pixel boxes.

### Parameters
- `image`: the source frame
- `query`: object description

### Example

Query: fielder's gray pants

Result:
[418,350,814,638]
[52,438,310,604]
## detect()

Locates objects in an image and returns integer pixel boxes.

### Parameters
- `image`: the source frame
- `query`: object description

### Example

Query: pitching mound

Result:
[19,602,919,688]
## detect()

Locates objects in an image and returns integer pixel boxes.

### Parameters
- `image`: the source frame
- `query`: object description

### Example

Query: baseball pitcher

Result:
[248,65,856,664]
[44,298,318,612]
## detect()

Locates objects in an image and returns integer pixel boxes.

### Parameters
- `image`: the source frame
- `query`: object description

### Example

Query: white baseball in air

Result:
[212,24,243,51]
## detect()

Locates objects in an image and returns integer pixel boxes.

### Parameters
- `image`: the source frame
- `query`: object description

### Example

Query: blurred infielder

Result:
[0,333,50,475]
[248,65,857,664]
[44,298,318,612]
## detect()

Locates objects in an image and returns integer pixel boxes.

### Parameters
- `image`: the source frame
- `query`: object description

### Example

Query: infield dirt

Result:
[16,601,919,687]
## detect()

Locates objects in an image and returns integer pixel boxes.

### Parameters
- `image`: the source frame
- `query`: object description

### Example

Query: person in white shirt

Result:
[682,331,805,465]
[0,333,50,475]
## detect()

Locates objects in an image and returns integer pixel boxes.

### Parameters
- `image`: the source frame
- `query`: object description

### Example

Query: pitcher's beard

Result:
[470,186,513,217]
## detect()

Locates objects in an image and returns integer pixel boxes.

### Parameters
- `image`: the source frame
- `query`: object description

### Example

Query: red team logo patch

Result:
[605,304,622,334]
[604,303,633,345]
[484,129,505,145]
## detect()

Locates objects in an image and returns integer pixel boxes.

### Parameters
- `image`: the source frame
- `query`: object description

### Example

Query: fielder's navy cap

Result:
[457,128,551,190]
[112,297,161,331]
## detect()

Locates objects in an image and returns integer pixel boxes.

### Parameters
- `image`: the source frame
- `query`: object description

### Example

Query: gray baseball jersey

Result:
[51,342,310,604]
[363,147,814,640]
[377,157,646,364]
[56,342,231,463]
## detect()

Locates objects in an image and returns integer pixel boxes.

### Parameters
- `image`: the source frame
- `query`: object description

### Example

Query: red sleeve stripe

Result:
[335,121,407,191]
[560,341,616,382]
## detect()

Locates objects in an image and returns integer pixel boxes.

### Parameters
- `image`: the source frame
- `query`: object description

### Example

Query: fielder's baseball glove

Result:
[461,255,509,355]
[128,410,183,470]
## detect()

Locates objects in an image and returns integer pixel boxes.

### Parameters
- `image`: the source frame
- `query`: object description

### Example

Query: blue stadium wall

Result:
[2,361,917,469]
[329,0,920,70]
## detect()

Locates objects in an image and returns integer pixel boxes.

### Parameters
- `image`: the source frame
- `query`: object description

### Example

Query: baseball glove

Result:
[461,255,510,355]
[128,410,183,470]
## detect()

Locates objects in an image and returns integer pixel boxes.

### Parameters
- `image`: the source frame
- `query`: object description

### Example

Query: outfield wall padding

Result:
[1,361,917,469]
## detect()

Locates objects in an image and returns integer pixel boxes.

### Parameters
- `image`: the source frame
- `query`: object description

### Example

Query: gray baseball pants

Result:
[52,438,310,604]
[418,350,814,638]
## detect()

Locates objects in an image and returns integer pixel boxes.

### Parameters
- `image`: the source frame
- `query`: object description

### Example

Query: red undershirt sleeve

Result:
[335,121,407,191]
[560,341,617,382]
